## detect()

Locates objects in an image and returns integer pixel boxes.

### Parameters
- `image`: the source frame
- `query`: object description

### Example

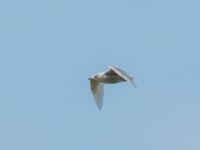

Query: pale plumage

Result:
[89,66,137,110]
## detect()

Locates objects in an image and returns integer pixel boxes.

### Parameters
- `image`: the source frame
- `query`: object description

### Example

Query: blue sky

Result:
[1,0,200,149]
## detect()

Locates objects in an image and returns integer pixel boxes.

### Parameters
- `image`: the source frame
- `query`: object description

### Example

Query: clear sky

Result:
[1,0,200,150]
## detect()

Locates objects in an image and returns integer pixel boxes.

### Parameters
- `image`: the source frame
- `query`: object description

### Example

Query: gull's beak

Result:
[88,78,92,80]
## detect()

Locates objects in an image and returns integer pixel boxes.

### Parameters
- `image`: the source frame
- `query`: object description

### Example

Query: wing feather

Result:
[108,65,137,88]
[90,80,104,110]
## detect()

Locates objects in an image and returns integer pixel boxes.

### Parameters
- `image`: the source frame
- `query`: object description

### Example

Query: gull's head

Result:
[88,72,104,81]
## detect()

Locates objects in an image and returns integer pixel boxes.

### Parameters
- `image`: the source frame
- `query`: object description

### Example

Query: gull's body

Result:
[89,66,137,110]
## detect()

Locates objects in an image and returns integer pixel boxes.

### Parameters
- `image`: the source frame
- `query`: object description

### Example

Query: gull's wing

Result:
[90,80,104,110]
[108,65,137,88]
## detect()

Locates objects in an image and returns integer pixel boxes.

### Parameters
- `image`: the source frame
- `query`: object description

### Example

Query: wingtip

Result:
[129,76,137,88]
[131,81,138,88]
[94,94,103,110]
[97,106,102,110]
[96,102,103,110]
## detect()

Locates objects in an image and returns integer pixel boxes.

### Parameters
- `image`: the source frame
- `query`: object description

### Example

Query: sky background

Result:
[1,0,200,150]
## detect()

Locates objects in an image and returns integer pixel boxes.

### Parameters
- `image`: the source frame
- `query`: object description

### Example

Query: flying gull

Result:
[89,66,137,110]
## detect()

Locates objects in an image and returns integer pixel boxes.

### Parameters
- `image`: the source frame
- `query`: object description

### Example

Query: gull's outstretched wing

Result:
[108,65,137,88]
[90,80,104,110]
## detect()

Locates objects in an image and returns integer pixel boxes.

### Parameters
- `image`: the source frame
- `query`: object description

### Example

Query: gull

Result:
[89,66,137,110]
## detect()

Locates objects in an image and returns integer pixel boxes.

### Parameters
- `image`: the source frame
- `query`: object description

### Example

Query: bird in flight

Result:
[89,66,137,110]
